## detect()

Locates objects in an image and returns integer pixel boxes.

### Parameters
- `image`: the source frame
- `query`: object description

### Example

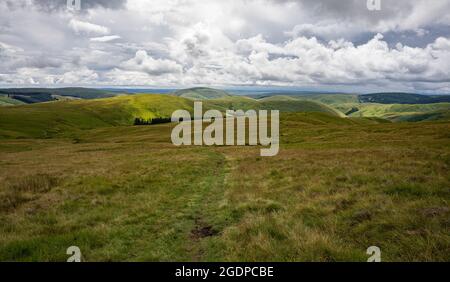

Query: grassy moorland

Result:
[0,94,343,139]
[0,97,449,261]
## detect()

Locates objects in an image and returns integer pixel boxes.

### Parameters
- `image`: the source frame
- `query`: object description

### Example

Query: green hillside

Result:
[205,95,345,116]
[359,93,450,104]
[295,94,360,105]
[348,103,450,121]
[259,95,299,101]
[389,110,450,122]
[0,96,25,106]
[204,95,260,111]
[0,93,351,139]
[172,87,231,100]
[257,94,358,117]
[0,87,118,104]
[0,94,194,139]
[259,99,345,117]
[245,92,450,122]
[3,90,449,141]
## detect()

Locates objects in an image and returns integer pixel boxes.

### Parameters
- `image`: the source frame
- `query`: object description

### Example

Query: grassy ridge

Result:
[172,87,231,100]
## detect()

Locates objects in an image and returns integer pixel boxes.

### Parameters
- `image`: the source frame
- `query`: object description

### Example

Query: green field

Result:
[0,92,449,262]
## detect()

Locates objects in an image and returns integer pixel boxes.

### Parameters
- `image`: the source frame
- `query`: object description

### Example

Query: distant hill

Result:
[390,110,450,122]
[0,96,25,106]
[294,94,360,105]
[0,87,118,104]
[172,87,231,100]
[0,93,346,139]
[347,102,450,121]
[0,94,194,139]
[258,95,299,101]
[359,93,450,104]
[204,95,345,117]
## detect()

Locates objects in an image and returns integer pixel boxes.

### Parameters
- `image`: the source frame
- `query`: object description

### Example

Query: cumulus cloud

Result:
[58,67,99,84]
[69,19,110,35]
[0,0,450,93]
[120,50,183,76]
[30,0,127,12]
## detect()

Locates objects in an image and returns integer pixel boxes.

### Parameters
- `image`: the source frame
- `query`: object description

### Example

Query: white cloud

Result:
[120,50,183,76]
[58,67,99,84]
[69,19,110,36]
[1,0,450,93]
[0,41,23,55]
[90,35,121,42]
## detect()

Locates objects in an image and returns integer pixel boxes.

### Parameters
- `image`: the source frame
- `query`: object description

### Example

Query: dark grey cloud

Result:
[30,0,127,12]
[271,0,409,19]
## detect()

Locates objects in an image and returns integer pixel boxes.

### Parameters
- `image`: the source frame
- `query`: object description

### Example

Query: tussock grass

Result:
[0,174,59,212]
[0,112,448,261]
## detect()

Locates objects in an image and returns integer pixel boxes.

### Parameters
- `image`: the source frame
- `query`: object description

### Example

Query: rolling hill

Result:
[203,95,345,117]
[0,94,194,139]
[276,93,450,122]
[172,87,231,100]
[236,91,450,122]
[359,92,450,104]
[255,93,359,105]
[0,93,348,139]
[0,96,25,106]
[347,103,450,122]
[0,87,119,104]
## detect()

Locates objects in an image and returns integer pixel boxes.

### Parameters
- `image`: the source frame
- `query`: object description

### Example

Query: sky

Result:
[0,0,450,93]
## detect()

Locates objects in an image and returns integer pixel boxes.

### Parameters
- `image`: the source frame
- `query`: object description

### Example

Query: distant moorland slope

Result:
[2,87,450,123]
[250,92,450,122]
[172,87,231,100]
[0,93,343,139]
[0,87,119,104]
[0,95,193,139]
[359,92,450,104]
